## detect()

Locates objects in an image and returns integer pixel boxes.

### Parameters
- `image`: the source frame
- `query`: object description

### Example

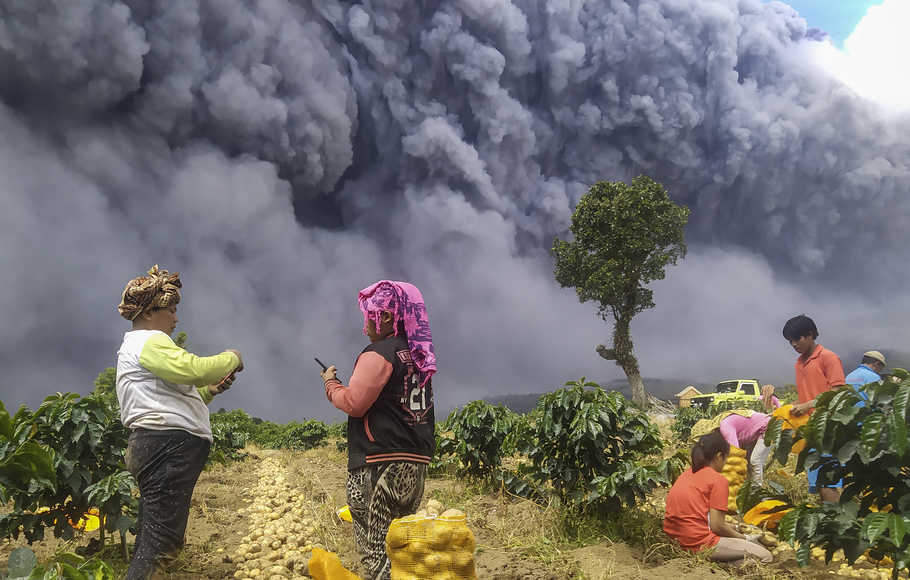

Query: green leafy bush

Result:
[209,409,329,452]
[4,547,115,579]
[282,420,329,450]
[0,401,56,505]
[502,410,536,457]
[209,420,249,464]
[444,401,517,479]
[428,424,458,476]
[0,392,135,550]
[521,379,674,512]
[670,406,704,441]
[765,371,910,574]
[327,421,347,439]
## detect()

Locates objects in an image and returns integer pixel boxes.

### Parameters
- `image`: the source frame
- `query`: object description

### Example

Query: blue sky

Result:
[776,0,885,46]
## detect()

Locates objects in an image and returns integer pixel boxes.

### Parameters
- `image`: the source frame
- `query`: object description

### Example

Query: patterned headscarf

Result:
[118,265,182,321]
[358,280,436,387]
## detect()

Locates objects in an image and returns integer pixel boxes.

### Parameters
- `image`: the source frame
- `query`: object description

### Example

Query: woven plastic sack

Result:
[308,547,361,580]
[722,446,748,513]
[742,499,790,530]
[386,511,477,580]
[771,404,809,454]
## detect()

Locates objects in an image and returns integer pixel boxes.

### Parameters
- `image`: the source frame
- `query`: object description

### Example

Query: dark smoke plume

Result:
[1,0,908,421]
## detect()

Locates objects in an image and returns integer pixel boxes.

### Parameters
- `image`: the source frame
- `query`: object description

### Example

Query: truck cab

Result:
[688,379,761,410]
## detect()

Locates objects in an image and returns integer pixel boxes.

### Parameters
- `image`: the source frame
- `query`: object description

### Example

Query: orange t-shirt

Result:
[664,467,729,551]
[794,344,845,404]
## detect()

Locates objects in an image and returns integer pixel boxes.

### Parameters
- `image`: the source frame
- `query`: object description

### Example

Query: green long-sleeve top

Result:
[115,330,240,442]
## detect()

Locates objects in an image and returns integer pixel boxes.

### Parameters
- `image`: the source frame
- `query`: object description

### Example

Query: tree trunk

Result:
[120,528,129,561]
[612,314,649,408]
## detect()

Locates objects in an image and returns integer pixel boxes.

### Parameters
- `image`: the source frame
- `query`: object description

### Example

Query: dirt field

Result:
[0,443,875,579]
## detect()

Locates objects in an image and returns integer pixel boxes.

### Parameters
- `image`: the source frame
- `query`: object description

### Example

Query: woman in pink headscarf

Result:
[320,281,436,580]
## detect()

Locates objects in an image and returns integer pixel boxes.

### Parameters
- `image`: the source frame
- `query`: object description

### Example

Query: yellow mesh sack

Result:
[386,511,477,580]
[722,446,748,513]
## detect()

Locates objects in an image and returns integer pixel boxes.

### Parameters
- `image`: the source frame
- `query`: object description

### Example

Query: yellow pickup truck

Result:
[687,379,762,410]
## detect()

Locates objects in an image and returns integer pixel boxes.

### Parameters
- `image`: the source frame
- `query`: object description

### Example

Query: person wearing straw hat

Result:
[845,350,887,407]
[116,265,244,580]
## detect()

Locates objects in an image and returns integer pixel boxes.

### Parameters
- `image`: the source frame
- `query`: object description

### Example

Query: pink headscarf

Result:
[358,280,436,387]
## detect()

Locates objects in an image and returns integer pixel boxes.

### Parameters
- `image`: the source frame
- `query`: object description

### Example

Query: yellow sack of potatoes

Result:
[722,446,748,513]
[308,547,361,580]
[386,509,477,580]
[742,500,790,530]
[771,405,809,454]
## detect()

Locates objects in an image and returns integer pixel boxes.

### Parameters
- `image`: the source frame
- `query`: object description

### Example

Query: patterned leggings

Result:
[347,462,426,580]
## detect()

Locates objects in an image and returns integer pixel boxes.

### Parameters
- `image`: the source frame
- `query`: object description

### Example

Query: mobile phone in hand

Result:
[315,357,341,382]
[214,370,236,393]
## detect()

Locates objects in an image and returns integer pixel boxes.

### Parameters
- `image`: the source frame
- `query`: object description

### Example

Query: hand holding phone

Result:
[315,357,339,383]
[213,370,236,394]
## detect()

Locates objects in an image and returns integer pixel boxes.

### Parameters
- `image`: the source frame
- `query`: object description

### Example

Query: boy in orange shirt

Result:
[782,314,845,502]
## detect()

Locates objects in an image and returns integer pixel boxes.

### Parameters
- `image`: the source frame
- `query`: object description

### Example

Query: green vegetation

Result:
[553,176,690,407]
[4,547,115,579]
[0,367,331,577]
[763,371,910,575]
[5,368,909,578]
[208,409,328,456]
[0,392,134,558]
[434,379,686,516]
[437,401,517,480]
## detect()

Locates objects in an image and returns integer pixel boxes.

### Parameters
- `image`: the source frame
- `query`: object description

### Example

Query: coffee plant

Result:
[521,379,680,512]
[442,401,516,479]
[282,420,329,450]
[428,424,458,476]
[209,409,328,452]
[764,370,910,575]
[4,547,115,580]
[0,402,56,506]
[0,392,136,557]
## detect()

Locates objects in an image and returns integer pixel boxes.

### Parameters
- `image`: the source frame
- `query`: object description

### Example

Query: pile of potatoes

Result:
[735,520,779,549]
[386,499,477,580]
[732,517,902,579]
[230,457,320,579]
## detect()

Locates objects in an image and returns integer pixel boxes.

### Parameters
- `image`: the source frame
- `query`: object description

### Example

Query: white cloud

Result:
[809,0,910,110]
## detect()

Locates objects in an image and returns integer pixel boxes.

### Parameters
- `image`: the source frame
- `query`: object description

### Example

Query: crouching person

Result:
[116,266,243,579]
[664,430,772,564]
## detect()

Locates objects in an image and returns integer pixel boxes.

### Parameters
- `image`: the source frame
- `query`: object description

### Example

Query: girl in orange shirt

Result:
[664,430,772,564]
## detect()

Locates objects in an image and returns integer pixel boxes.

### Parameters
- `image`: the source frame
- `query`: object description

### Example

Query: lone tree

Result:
[552,176,689,408]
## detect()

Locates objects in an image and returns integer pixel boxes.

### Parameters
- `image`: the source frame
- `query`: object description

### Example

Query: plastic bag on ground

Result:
[309,547,361,580]
[742,499,790,530]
